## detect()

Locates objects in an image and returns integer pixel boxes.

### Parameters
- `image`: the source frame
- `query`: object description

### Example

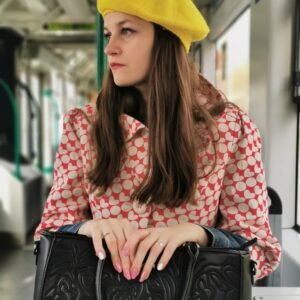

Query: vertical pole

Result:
[294,0,300,104]
[294,0,300,229]
[96,12,107,90]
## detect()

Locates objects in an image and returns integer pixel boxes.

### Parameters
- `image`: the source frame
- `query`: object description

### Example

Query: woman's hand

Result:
[123,223,209,282]
[78,218,149,280]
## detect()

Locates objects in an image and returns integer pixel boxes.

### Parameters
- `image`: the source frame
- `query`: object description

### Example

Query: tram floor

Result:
[0,241,35,300]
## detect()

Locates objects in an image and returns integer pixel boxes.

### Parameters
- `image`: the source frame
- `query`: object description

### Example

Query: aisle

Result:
[0,242,35,300]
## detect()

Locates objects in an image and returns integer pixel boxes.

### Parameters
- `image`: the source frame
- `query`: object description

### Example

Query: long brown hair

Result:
[88,25,225,207]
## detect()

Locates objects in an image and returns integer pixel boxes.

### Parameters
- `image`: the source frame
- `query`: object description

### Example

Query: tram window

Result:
[296,1,300,230]
[193,44,202,72]
[66,80,76,110]
[215,8,250,113]
[221,42,227,80]
[30,74,40,104]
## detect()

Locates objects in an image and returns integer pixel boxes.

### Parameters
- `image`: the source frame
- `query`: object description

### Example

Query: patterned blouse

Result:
[35,80,281,281]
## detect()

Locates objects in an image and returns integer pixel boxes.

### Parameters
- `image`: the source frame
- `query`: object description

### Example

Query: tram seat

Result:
[256,186,282,286]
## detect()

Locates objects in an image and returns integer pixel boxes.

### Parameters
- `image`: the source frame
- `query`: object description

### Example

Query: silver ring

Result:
[157,241,164,248]
[102,232,111,238]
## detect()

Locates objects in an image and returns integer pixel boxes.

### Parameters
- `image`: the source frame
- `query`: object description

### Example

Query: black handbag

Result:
[33,231,256,300]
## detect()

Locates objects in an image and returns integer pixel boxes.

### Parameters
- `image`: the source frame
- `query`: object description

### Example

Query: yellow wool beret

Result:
[97,0,209,52]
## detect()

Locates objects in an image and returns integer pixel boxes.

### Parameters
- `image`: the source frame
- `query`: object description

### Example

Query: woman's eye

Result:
[104,33,111,41]
[121,28,134,36]
[104,28,135,41]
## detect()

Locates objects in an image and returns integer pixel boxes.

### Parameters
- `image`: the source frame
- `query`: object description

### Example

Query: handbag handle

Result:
[95,242,200,300]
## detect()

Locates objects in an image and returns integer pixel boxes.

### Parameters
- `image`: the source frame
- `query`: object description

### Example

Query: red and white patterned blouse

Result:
[35,97,281,280]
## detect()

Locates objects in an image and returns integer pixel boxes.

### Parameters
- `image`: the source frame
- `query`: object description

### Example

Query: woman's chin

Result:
[113,80,133,87]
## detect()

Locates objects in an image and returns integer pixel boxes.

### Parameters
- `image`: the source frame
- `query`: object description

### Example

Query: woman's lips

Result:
[110,63,125,70]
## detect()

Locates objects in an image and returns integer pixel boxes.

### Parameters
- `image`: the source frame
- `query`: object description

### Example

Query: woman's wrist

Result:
[194,224,210,247]
[178,223,210,247]
[78,219,95,237]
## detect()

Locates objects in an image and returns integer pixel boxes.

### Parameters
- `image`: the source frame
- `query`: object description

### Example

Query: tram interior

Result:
[0,0,300,299]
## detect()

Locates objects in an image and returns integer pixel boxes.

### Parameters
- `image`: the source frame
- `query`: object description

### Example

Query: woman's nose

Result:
[104,36,121,56]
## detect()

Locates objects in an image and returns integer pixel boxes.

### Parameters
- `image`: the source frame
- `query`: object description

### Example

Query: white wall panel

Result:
[202,0,296,228]
[249,0,296,228]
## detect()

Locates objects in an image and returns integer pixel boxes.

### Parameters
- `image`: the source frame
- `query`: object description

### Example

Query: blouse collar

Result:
[120,114,147,142]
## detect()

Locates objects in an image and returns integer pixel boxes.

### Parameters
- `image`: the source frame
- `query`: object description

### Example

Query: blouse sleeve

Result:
[218,109,281,281]
[34,108,91,241]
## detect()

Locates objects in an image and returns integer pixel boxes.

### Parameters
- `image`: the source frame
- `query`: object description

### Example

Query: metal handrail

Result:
[16,78,42,168]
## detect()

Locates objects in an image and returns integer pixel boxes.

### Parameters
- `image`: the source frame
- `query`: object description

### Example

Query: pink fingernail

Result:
[115,263,122,273]
[124,270,131,280]
[131,268,138,279]
[139,272,146,283]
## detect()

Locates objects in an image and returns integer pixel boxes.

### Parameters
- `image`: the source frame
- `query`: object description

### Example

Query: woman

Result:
[35,0,281,283]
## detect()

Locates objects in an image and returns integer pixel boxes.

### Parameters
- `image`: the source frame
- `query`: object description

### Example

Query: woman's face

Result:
[104,12,155,95]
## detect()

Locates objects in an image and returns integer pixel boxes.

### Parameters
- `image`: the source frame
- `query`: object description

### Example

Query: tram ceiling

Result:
[0,0,98,82]
[0,0,221,43]
[0,0,96,37]
[0,0,220,82]
[0,0,219,38]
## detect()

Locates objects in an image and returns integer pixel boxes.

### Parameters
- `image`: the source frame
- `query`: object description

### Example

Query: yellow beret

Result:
[97,0,209,52]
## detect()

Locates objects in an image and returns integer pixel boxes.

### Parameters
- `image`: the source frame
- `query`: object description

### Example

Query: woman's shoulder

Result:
[218,104,259,131]
[63,103,96,126]
[215,104,261,144]
[63,103,96,120]
[61,103,96,138]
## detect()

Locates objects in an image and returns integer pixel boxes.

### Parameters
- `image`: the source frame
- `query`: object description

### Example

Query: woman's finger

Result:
[123,228,151,262]
[92,228,106,260]
[111,222,132,280]
[102,229,123,273]
[122,221,136,264]
[138,238,167,282]
[129,232,157,280]
[93,220,123,274]
[155,240,178,273]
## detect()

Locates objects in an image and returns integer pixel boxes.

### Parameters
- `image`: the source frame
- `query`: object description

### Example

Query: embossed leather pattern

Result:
[34,231,254,300]
[189,249,250,300]
[96,243,193,300]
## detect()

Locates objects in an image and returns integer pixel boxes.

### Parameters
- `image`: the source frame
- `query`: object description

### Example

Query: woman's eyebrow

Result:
[104,20,133,31]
